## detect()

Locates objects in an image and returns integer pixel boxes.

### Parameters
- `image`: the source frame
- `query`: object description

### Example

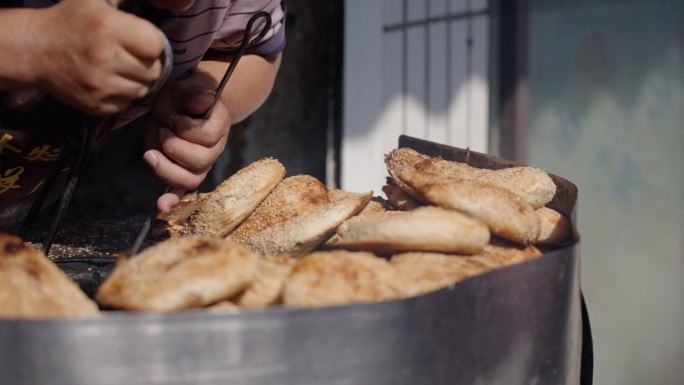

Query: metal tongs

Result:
[128,11,273,256]
[17,116,94,255]
[18,32,174,256]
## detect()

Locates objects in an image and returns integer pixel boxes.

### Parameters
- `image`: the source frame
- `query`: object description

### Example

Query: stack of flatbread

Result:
[95,150,573,312]
[1,148,575,318]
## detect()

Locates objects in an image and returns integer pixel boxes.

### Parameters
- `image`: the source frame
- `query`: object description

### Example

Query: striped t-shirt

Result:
[24,0,287,127]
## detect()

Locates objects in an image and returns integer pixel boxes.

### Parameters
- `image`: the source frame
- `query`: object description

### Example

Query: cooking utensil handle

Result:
[128,185,171,256]
[18,119,92,255]
[201,11,272,119]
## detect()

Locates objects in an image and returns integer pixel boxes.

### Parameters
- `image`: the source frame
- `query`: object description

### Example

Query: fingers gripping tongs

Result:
[128,11,272,256]
[18,33,174,255]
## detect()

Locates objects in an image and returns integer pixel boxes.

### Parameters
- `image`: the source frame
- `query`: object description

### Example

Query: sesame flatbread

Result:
[384,147,431,201]
[283,250,414,307]
[390,252,481,295]
[381,183,422,211]
[96,236,258,312]
[336,206,490,254]
[476,166,557,209]
[234,257,296,308]
[475,239,543,265]
[243,191,373,258]
[184,157,286,237]
[229,174,329,243]
[398,169,540,244]
[324,197,401,247]
[154,191,206,238]
[412,157,556,209]
[390,240,542,296]
[0,233,99,319]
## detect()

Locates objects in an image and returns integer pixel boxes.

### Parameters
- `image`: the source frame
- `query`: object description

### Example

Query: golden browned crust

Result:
[415,158,556,209]
[390,252,482,295]
[324,197,401,247]
[476,166,557,209]
[336,206,490,254]
[234,257,296,307]
[414,157,490,179]
[154,192,206,238]
[534,207,573,246]
[381,183,422,211]
[242,191,373,258]
[384,147,431,200]
[183,158,286,237]
[229,175,329,243]
[327,188,351,202]
[391,240,541,296]
[0,233,99,319]
[398,169,540,244]
[326,188,372,202]
[476,238,543,264]
[95,236,258,312]
[283,250,414,307]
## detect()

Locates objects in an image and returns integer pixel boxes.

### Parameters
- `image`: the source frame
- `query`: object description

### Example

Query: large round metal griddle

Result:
[0,245,581,385]
[0,136,591,385]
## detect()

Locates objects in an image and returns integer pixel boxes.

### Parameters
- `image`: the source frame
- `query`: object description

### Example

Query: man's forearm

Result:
[0,9,41,90]
[192,52,282,124]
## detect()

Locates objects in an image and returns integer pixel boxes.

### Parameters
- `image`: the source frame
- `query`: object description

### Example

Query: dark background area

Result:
[68,0,344,221]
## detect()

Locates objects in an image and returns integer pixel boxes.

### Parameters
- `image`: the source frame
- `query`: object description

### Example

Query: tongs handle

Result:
[128,11,272,256]
[200,11,272,119]
[17,118,94,255]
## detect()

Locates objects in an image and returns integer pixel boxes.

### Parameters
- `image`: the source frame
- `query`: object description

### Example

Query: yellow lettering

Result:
[0,134,21,155]
[23,145,61,162]
[0,166,24,194]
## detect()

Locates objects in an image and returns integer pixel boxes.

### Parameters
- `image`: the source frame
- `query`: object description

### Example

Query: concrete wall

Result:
[525,1,684,384]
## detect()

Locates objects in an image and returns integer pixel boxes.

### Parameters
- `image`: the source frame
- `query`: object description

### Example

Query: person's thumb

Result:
[170,83,216,117]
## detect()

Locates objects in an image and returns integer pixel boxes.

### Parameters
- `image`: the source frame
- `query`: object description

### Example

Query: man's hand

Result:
[142,52,281,212]
[27,0,164,115]
[144,80,231,211]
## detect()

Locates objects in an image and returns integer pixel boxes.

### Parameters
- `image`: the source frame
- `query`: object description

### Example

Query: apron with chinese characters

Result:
[0,91,85,231]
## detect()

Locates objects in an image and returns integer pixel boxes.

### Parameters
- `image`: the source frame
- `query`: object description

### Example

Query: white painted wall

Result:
[342,0,489,195]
